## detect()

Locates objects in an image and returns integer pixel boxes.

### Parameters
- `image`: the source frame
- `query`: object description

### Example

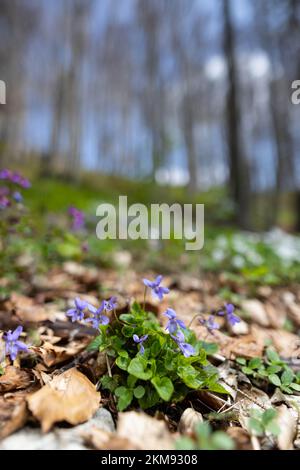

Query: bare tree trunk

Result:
[223,0,251,229]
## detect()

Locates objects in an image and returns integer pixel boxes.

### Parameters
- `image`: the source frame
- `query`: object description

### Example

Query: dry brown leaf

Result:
[276,405,297,450]
[27,368,101,432]
[0,396,28,440]
[227,427,252,450]
[250,325,300,358]
[241,299,270,327]
[178,408,203,436]
[31,339,89,367]
[117,411,174,450]
[4,293,65,323]
[82,427,138,450]
[0,366,33,393]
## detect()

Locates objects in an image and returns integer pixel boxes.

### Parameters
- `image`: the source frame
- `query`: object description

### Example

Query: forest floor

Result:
[0,174,300,450]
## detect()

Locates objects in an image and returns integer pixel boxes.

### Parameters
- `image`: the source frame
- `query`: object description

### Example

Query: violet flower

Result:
[3,326,29,361]
[106,296,118,312]
[133,334,148,354]
[68,206,85,231]
[0,169,30,188]
[0,196,10,208]
[66,297,88,322]
[164,308,186,334]
[199,315,220,333]
[85,301,109,329]
[171,330,195,358]
[13,191,23,203]
[143,275,169,301]
[218,303,240,326]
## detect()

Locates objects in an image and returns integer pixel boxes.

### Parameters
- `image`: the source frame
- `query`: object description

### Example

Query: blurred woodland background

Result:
[0,0,300,231]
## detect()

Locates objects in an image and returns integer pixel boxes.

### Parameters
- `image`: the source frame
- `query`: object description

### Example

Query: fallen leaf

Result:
[227,427,252,450]
[241,300,270,327]
[0,395,28,439]
[178,408,203,436]
[0,366,33,393]
[117,411,174,450]
[27,368,101,432]
[276,405,297,450]
[31,339,89,367]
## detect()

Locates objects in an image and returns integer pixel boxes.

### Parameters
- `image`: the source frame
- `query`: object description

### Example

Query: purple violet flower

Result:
[3,326,29,361]
[0,169,30,188]
[13,191,23,203]
[143,275,169,301]
[133,334,148,354]
[164,308,186,334]
[66,297,88,322]
[199,315,220,333]
[85,301,109,329]
[218,303,240,326]
[171,330,195,358]
[68,206,85,231]
[106,296,118,312]
[0,195,10,208]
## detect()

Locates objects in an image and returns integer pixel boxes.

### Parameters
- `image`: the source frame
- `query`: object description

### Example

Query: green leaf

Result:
[100,375,118,393]
[119,313,136,324]
[151,376,174,401]
[289,383,300,391]
[242,366,254,375]
[266,349,280,363]
[178,365,204,389]
[150,340,162,357]
[281,369,294,386]
[86,335,103,351]
[122,325,135,337]
[116,355,130,371]
[262,408,277,426]
[266,365,282,375]
[127,374,138,389]
[211,432,235,450]
[249,418,264,436]
[249,358,262,369]
[236,357,246,365]
[269,374,281,387]
[128,357,153,380]
[115,387,133,411]
[133,385,145,399]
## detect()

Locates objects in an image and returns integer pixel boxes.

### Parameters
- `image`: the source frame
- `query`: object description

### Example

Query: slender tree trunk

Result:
[223,0,251,229]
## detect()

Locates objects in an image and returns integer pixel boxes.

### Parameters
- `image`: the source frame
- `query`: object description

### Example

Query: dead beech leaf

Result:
[0,366,33,393]
[0,395,28,439]
[82,427,138,450]
[31,339,89,367]
[241,300,270,327]
[227,427,252,450]
[276,405,297,450]
[250,325,300,358]
[27,368,101,432]
[117,412,174,450]
[4,293,65,323]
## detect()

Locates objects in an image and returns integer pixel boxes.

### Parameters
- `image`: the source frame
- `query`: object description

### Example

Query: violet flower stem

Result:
[187,313,202,329]
[143,286,147,311]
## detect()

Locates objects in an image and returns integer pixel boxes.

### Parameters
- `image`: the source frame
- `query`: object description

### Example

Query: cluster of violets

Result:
[0,169,30,209]
[142,276,195,357]
[68,206,85,231]
[66,296,117,329]
[199,303,240,334]
[2,276,240,363]
[65,276,240,359]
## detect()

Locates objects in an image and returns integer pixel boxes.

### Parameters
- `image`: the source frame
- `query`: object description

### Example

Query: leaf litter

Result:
[1,267,300,450]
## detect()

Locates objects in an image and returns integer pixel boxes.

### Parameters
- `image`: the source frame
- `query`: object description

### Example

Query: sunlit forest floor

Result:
[0,173,300,450]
